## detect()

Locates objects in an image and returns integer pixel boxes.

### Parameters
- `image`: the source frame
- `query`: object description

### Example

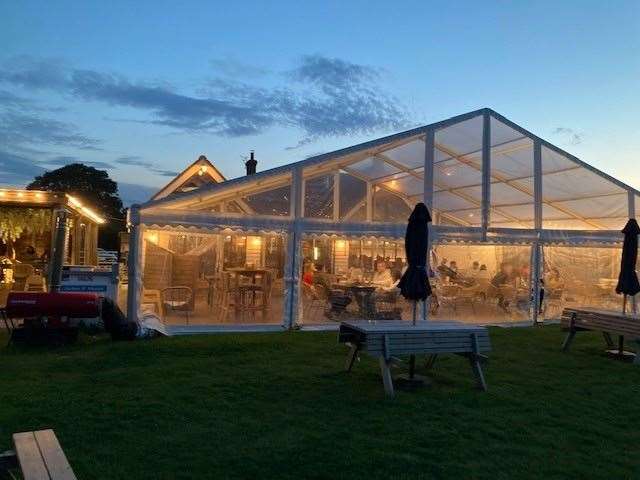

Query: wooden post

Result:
[49,209,69,292]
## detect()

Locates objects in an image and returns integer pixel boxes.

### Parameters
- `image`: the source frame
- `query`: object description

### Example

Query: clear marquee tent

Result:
[126,108,639,333]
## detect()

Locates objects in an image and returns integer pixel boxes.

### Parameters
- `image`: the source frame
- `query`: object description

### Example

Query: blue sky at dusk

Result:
[1,0,638,204]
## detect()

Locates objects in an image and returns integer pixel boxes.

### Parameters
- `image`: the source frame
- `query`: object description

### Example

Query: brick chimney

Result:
[245,150,257,175]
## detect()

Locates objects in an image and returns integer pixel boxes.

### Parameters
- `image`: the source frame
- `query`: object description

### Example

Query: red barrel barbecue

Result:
[5,292,101,319]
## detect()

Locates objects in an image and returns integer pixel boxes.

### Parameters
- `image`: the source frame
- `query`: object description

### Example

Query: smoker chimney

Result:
[245,150,257,175]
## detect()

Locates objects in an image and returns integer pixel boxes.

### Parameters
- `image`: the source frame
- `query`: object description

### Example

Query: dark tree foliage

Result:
[27,163,125,250]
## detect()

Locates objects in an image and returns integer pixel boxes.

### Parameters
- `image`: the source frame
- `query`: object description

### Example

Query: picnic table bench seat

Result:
[561,307,640,363]
[12,429,77,480]
[339,320,491,396]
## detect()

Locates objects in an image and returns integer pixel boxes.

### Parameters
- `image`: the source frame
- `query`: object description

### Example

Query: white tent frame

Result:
[127,108,638,329]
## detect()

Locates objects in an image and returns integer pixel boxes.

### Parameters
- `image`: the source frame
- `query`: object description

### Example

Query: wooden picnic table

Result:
[561,307,640,362]
[339,320,491,396]
[12,429,77,479]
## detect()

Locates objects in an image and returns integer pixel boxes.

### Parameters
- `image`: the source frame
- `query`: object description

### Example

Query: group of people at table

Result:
[301,252,569,319]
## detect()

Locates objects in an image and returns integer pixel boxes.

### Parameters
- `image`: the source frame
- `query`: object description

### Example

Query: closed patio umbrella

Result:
[397,202,432,383]
[615,219,640,307]
[398,202,432,321]
[613,218,640,357]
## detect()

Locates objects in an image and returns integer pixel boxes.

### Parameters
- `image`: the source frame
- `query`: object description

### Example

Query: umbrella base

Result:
[395,374,431,390]
[605,349,636,361]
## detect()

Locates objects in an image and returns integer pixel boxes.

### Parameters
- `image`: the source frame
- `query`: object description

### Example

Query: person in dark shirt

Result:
[491,262,514,313]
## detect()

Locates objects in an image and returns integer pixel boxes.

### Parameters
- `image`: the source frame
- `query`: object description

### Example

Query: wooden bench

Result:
[339,320,491,396]
[561,307,640,363]
[12,429,77,480]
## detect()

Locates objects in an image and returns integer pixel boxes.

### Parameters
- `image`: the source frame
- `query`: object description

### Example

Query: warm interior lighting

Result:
[313,246,320,260]
[34,192,42,198]
[250,236,262,247]
[146,232,159,244]
[0,191,5,197]
[16,192,24,198]
[198,165,208,176]
[335,239,346,248]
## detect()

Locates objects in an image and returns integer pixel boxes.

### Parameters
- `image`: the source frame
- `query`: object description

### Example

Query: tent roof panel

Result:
[139,108,639,213]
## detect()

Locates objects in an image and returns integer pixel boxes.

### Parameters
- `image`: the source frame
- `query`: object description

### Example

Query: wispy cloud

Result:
[0,54,411,147]
[209,56,271,78]
[115,155,178,176]
[552,127,584,145]
[0,109,101,151]
[0,150,46,185]
[44,155,115,169]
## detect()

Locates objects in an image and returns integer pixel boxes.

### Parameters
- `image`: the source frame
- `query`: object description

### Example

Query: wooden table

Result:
[339,320,491,396]
[561,307,640,362]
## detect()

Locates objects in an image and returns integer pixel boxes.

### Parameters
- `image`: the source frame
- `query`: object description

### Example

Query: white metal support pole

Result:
[424,129,435,320]
[366,182,373,222]
[628,190,637,313]
[283,167,303,329]
[333,171,340,221]
[126,206,144,323]
[532,139,543,324]
[481,111,491,240]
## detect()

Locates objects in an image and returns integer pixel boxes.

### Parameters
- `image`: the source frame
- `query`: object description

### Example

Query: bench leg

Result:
[379,357,395,397]
[602,332,615,348]
[425,354,438,370]
[561,330,576,352]
[469,356,487,391]
[634,340,640,365]
[345,343,359,372]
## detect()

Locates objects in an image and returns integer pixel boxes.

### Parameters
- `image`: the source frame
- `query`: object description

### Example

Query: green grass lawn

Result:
[1,325,640,479]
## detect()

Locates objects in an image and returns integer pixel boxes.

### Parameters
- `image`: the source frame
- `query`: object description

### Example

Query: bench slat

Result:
[13,432,50,480]
[34,430,77,480]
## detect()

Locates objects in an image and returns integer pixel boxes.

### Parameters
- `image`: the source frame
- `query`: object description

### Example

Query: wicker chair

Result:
[161,286,193,324]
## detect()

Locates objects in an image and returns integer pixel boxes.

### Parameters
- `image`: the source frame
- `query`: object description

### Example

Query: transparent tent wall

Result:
[541,245,622,320]
[298,235,411,325]
[139,228,286,326]
[431,243,533,324]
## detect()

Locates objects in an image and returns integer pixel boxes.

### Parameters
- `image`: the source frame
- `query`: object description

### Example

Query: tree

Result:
[27,163,126,250]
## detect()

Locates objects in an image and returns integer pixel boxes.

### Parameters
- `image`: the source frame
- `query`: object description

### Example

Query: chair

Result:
[437,284,460,313]
[217,272,239,322]
[161,286,193,324]
[302,283,327,323]
[142,289,163,316]
[374,290,402,320]
[24,274,46,292]
[12,264,34,291]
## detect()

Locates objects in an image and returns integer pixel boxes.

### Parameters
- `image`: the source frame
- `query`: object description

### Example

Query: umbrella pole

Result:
[412,300,417,326]
[410,301,417,378]
[623,294,627,315]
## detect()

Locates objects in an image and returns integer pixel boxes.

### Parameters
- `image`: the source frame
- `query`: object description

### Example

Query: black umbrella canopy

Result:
[398,202,432,301]
[616,218,640,295]
[616,218,640,296]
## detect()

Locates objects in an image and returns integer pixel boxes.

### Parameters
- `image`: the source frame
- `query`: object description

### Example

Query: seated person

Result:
[302,261,315,287]
[468,261,480,277]
[436,257,457,282]
[22,245,39,263]
[491,262,515,312]
[347,262,364,282]
[546,268,564,291]
[476,264,490,280]
[372,260,395,290]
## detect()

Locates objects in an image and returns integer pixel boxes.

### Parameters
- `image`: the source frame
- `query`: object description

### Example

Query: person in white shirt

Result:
[372,260,394,290]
